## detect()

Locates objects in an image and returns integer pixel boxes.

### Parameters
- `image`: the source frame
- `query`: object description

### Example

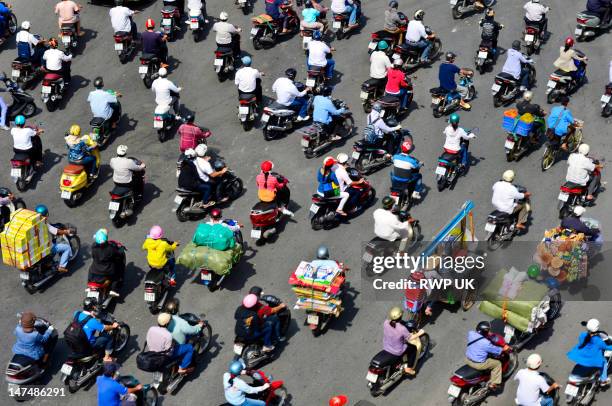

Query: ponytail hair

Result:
[578,332,594,349]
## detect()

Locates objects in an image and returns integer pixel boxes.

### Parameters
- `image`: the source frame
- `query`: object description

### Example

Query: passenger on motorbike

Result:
[391,140,423,201]
[383,307,425,375]
[566,144,602,202]
[491,170,531,230]
[109,0,139,39]
[553,37,588,83]
[35,205,72,273]
[272,68,311,121]
[235,56,264,106]
[502,40,534,92]
[465,321,511,391]
[178,149,213,207]
[88,228,125,298]
[373,196,411,251]
[224,360,270,406]
[96,362,142,406]
[561,206,600,240]
[334,153,365,212]
[42,38,72,82]
[11,115,43,167]
[370,41,391,91]
[516,90,545,142]
[213,12,241,58]
[365,103,402,155]
[266,0,289,33]
[313,85,346,140]
[12,311,56,364]
[405,10,432,63]
[178,113,211,153]
[442,113,476,170]
[331,0,359,27]
[141,19,168,65]
[0,187,17,228]
[164,298,204,345]
[586,0,611,25]
[16,21,46,67]
[567,318,612,386]
[152,67,181,118]
[146,313,194,375]
[256,160,293,215]
[384,1,406,44]
[307,30,335,81]
[523,0,549,34]
[479,8,503,55]
[249,286,287,342]
[301,0,325,31]
[208,208,242,236]
[438,52,472,110]
[64,124,97,179]
[385,58,410,110]
[142,225,177,286]
[317,156,349,216]
[110,145,145,201]
[77,297,119,363]
[235,294,275,352]
[546,96,575,150]
[514,353,559,406]
[88,77,121,129]
[195,144,227,204]
[54,0,83,37]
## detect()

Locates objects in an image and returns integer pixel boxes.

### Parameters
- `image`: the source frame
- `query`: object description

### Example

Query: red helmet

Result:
[564,36,574,47]
[329,395,349,406]
[210,208,222,219]
[400,140,413,153]
[145,18,155,29]
[260,160,273,172]
[323,156,336,168]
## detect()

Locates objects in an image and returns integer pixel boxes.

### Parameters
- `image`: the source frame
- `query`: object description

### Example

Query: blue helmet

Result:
[229,361,243,375]
[241,56,252,66]
[94,228,108,244]
[312,30,322,41]
[14,115,26,126]
[35,204,49,217]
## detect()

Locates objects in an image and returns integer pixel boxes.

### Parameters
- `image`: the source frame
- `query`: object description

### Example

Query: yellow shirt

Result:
[553,48,578,73]
[142,238,177,269]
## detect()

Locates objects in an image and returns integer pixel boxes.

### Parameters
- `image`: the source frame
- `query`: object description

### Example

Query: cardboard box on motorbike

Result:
[1,209,52,270]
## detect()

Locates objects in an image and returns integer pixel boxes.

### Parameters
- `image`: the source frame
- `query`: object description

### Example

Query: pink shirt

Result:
[55,1,79,24]
[146,326,173,352]
[382,320,411,356]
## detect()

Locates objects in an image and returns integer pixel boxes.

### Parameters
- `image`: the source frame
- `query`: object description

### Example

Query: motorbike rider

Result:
[373,196,411,251]
[141,19,168,66]
[0,2,10,38]
[110,145,146,201]
[235,56,264,107]
[256,160,293,215]
[587,0,612,25]
[11,115,44,167]
[438,52,473,110]
[301,0,325,32]
[96,362,143,406]
[77,297,119,363]
[566,143,602,202]
[265,0,290,33]
[405,9,432,63]
[391,140,423,201]
[16,21,46,67]
[307,31,335,82]
[502,40,534,92]
[152,67,182,119]
[54,0,83,37]
[514,353,559,406]
[311,245,340,272]
[178,113,211,153]
[385,58,410,110]
[88,77,121,129]
[370,40,391,93]
[146,313,194,375]
[491,170,531,230]
[164,298,205,345]
[42,38,72,82]
[178,148,214,207]
[567,318,612,386]
[479,8,503,56]
[334,152,365,211]
[88,228,125,298]
[109,0,139,39]
[313,85,347,141]
[546,96,575,150]
[64,124,98,179]
[516,90,546,142]
[553,37,588,83]
[365,103,402,155]
[384,1,406,44]
[271,68,311,121]
[235,294,275,352]
[317,156,349,216]
[465,321,511,391]
[523,0,549,35]
[194,144,228,204]
[213,11,241,58]
[383,307,425,375]
[331,0,359,28]
[442,113,476,170]
[142,225,178,286]
[0,187,18,228]
[208,209,242,243]
[249,286,287,343]
[224,360,270,406]
[187,0,208,24]
[561,206,600,240]
[12,311,56,364]
[35,205,73,273]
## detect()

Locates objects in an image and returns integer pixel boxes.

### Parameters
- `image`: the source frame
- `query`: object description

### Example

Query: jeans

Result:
[539,394,554,406]
[249,324,273,347]
[346,186,360,209]
[92,333,113,354]
[407,39,432,61]
[265,315,282,341]
[289,97,309,118]
[0,95,6,126]
[456,85,469,100]
[195,182,212,203]
[385,88,409,109]
[241,399,266,406]
[129,18,138,39]
[80,155,96,177]
[171,343,194,369]
[520,66,532,89]
[392,175,423,194]
[344,4,358,25]
[460,143,469,168]
[52,242,72,268]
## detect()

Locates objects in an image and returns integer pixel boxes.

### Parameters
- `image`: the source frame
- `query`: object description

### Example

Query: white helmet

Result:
[586,319,600,333]
[573,205,586,216]
[336,152,349,164]
[184,148,196,158]
[522,90,533,102]
[158,67,168,77]
[578,143,590,155]
[502,169,515,182]
[219,11,229,21]
[195,144,207,157]
[116,145,128,156]
[21,21,31,31]
[532,0,540,3]
[526,353,542,369]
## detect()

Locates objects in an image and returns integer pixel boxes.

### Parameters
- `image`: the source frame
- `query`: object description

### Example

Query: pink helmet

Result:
[148,225,164,240]
[242,294,258,309]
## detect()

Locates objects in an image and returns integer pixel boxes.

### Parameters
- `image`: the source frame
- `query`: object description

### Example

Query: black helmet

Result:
[385,117,398,127]
[83,297,99,312]
[389,0,398,9]
[348,168,361,181]
[0,187,11,198]
[321,85,333,97]
[445,51,457,62]
[114,0,124,6]
[476,321,491,335]
[94,77,104,89]
[185,113,195,123]
[405,319,418,332]
[213,160,226,171]
[285,68,297,80]
[512,40,521,51]
[382,196,394,210]
[249,286,263,297]
[304,0,313,7]
[316,245,330,260]
[164,298,180,315]
[372,102,383,112]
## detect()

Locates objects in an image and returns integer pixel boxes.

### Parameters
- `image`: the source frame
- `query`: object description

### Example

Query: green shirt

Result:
[167,315,201,345]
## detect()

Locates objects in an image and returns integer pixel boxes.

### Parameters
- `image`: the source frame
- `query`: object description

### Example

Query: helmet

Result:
[83,297,99,312]
[348,168,361,181]
[164,298,180,315]
[512,40,521,51]
[372,102,383,112]
[526,353,542,369]
[449,113,460,124]
[377,40,388,50]
[305,0,313,7]
[210,208,222,219]
[219,11,229,21]
[400,140,413,153]
[94,228,108,244]
[336,152,349,164]
[94,77,104,89]
[476,321,491,335]
[116,144,128,156]
[35,204,48,217]
[573,205,586,217]
[242,294,258,309]
[323,156,335,168]
[405,319,418,332]
[0,187,11,197]
[69,124,81,137]
[229,361,243,375]
[195,144,207,157]
[148,225,164,240]
[532,0,540,2]
[486,7,495,17]
[158,67,168,77]
[312,30,322,41]
[48,38,58,48]
[382,196,394,210]
[145,18,155,29]
[414,10,425,20]
[285,68,297,80]
[261,160,274,172]
[388,306,403,321]
[14,115,26,126]
[157,312,171,327]
[445,51,457,62]
[502,169,515,182]
[249,286,263,297]
[522,90,533,102]
[316,245,330,260]
[564,36,574,47]
[184,148,196,158]
[329,395,349,406]
[213,160,225,171]
[321,85,333,97]
[578,143,589,155]
[392,57,403,67]
[388,1,398,9]
[586,318,600,333]
[241,56,252,66]
[185,113,195,123]
[21,21,31,30]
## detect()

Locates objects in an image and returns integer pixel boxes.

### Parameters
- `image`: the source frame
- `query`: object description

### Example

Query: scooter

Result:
[484,186,530,250]
[474,41,495,74]
[305,65,326,96]
[139,53,160,89]
[492,64,536,107]
[557,163,601,219]
[524,20,545,55]
[450,0,493,20]
[188,7,206,42]
[238,92,259,131]
[431,73,475,118]
[251,7,300,50]
[10,126,43,192]
[436,136,476,192]
[41,70,68,112]
[360,78,386,113]
[59,147,101,207]
[261,85,313,140]
[250,191,291,246]
[392,31,442,71]
[575,9,612,41]
[236,0,251,16]
[213,45,235,82]
[60,23,78,52]
[546,52,587,104]
[90,92,122,148]
[11,39,48,89]
[160,5,180,41]
[86,240,126,311]
[332,0,361,40]
[601,83,612,117]
[352,126,411,174]
[199,227,244,291]
[154,104,181,142]
[115,375,159,406]
[109,167,144,227]
[367,14,408,55]
[309,180,376,230]
[300,101,354,158]
[504,116,545,162]
[541,121,583,171]
[144,266,171,314]
[0,6,17,48]
[113,31,136,64]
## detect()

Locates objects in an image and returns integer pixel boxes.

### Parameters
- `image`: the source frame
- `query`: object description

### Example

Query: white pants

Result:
[337,191,349,211]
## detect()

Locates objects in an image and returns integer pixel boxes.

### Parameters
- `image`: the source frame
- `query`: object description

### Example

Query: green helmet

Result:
[382,196,394,210]
[377,40,388,50]
[449,113,460,124]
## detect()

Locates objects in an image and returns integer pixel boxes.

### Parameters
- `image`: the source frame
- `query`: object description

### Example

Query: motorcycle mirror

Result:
[580,321,587,327]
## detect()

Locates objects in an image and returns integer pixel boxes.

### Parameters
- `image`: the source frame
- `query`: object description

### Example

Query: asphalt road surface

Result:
[1,0,611,405]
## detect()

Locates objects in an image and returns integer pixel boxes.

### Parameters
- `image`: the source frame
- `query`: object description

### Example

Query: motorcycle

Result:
[436,135,476,192]
[558,163,601,219]
[115,375,158,406]
[474,41,494,74]
[19,224,80,294]
[236,0,251,16]
[199,225,244,291]
[546,51,587,104]
[154,104,180,143]
[188,7,206,42]
[41,70,67,112]
[90,92,121,148]
[360,77,386,113]
[300,101,354,158]
[109,164,144,227]
[237,369,287,405]
[59,147,101,207]
[305,65,327,96]
[485,186,530,250]
[600,83,611,117]
[11,38,47,89]
[86,241,126,310]
[160,5,180,41]
[367,13,408,55]
[10,152,39,192]
[261,85,313,140]
[575,9,612,41]
[144,266,171,314]
[492,64,536,107]
[504,116,545,162]
[391,31,442,71]
[213,45,235,82]
[374,93,412,120]
[352,125,411,174]
[0,5,17,47]
[238,92,258,131]
[431,73,475,118]
[524,20,545,56]
[250,201,287,245]
[113,31,136,64]
[139,53,161,89]
[60,23,78,52]
[309,180,376,230]
[541,121,583,171]
[450,0,493,20]
[2,76,36,119]
[332,0,361,40]
[367,326,430,397]
[61,311,130,393]
[251,8,299,50]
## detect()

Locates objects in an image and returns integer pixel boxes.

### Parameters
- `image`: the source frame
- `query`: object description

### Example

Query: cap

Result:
[157,312,171,326]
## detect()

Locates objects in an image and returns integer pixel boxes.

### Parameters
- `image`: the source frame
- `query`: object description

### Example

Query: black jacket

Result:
[178,159,201,190]
[88,242,124,280]
[516,100,544,117]
[480,17,501,40]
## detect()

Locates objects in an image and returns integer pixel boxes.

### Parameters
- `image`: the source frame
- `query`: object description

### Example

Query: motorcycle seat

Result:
[252,201,278,211]
[90,117,106,127]
[578,10,599,17]
[454,364,484,380]
[12,152,30,162]
[308,66,324,76]
[553,69,571,78]
[140,53,158,61]
[114,31,130,38]
[161,5,178,14]
[61,23,75,30]
[216,46,234,55]
[72,354,97,363]
[370,350,401,368]
[479,40,493,49]
[239,93,257,101]
[378,95,400,106]
[430,87,449,96]
[374,30,396,41]
[488,210,511,222]
[439,151,458,162]
[13,57,31,65]
[111,185,132,196]
[176,187,200,196]
[9,354,36,368]
[313,193,341,201]
[570,364,599,378]
[496,72,516,81]
[145,268,165,283]
[43,73,63,81]
[561,182,584,193]
[63,164,85,175]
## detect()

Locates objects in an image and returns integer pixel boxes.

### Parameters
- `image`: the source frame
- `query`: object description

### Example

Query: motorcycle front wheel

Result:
[144,387,159,406]
[175,200,190,222]
[22,102,36,118]
[541,146,555,171]
[113,324,130,354]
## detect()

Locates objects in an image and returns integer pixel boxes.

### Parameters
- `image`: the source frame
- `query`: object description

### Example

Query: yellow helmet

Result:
[69,124,81,137]
[388,306,403,321]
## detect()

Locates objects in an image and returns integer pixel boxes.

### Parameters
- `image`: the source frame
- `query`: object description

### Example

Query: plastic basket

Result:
[502,116,517,132]
[515,120,534,137]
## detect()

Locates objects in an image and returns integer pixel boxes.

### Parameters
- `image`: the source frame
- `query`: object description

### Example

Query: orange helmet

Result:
[146,18,155,29]
[329,395,349,406]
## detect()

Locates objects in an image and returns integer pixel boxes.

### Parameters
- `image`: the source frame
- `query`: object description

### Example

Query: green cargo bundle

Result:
[177,242,243,276]
[479,300,531,333]
[192,223,236,251]
[480,269,549,319]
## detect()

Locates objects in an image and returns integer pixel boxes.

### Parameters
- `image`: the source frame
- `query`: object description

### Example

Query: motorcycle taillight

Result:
[368,367,384,374]
[312,196,321,203]
[162,12,172,18]
[191,18,199,23]
[370,33,378,39]
[114,36,123,43]
[42,80,51,86]
[140,59,148,65]
[450,376,467,387]
[110,194,121,200]
[10,160,26,167]
[62,179,72,186]
[606,86,612,95]
[302,135,311,141]
[576,18,588,24]
[154,115,163,121]
[215,51,223,57]
[335,15,343,21]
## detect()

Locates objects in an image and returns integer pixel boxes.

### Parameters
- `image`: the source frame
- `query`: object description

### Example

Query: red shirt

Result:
[385,68,408,94]
[178,124,211,152]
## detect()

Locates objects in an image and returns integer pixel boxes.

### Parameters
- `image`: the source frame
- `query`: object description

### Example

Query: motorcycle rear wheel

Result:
[541,146,555,171]
[310,212,325,231]
[143,75,153,89]
[451,5,462,20]
[16,178,27,192]
[113,324,131,354]
[22,102,36,118]
[487,230,503,251]
[252,37,263,50]
[493,95,503,108]
[144,387,159,406]
[433,106,444,118]
[225,177,244,201]
[175,200,190,222]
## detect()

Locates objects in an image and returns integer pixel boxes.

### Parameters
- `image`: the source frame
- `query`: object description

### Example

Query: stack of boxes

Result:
[289,261,345,316]
[1,209,52,270]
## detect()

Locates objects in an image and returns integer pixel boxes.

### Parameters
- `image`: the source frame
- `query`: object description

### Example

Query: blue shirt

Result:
[439,63,460,91]
[502,49,529,80]
[168,315,201,345]
[313,95,344,125]
[465,331,502,363]
[73,311,105,344]
[87,89,117,120]
[265,0,283,19]
[567,331,612,368]
[223,373,265,405]
[317,169,340,195]
[12,325,53,361]
[0,4,9,21]
[392,153,421,182]
[302,7,320,23]
[96,375,128,406]
[547,106,574,136]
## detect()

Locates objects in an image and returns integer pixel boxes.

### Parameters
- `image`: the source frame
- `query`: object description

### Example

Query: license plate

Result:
[87,290,100,299]
[368,42,377,50]
[200,272,212,281]
[233,344,244,355]
[10,168,21,177]
[360,91,369,100]
[239,0,247,3]
[366,372,378,383]
[478,51,488,59]
[11,69,20,78]
[485,222,496,232]
[309,203,320,214]
[190,22,199,29]
[61,190,71,199]
[574,28,583,35]
[525,34,535,42]
[307,314,319,325]
[19,272,29,280]
[362,252,373,263]
[601,95,611,103]
[144,292,156,302]
[332,21,342,29]
[491,84,501,92]
[352,151,361,160]
[251,27,260,36]
[60,363,73,375]
[153,119,164,129]
[504,325,515,336]
[565,384,579,396]
[392,53,400,60]
[504,140,515,150]
[42,86,52,94]
[251,229,262,239]
[139,66,148,74]
[162,18,172,26]
[214,58,224,66]
[448,384,461,397]
[114,43,124,51]
[305,78,316,87]
[239,106,250,114]
[431,97,441,105]
[435,166,446,176]
[62,36,71,43]
[261,114,270,123]
[547,80,557,89]
[558,192,569,202]
[7,383,18,393]
[108,202,120,211]
[301,138,310,147]
[174,195,184,204]
[605,350,612,357]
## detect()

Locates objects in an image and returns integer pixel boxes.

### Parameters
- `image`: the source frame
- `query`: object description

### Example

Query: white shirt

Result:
[307,40,331,67]
[332,164,352,191]
[234,67,261,93]
[566,153,596,186]
[15,30,39,54]
[272,77,307,106]
[109,6,134,33]
[443,125,474,152]
[405,20,427,43]
[11,127,36,150]
[373,208,408,241]
[151,77,180,107]
[213,21,238,45]
[194,157,213,182]
[514,368,550,406]
[43,48,72,71]
[370,51,391,79]
[331,0,350,13]
[187,0,203,12]
[492,181,524,214]
[523,2,549,22]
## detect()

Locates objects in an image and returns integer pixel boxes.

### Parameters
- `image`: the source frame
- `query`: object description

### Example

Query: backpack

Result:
[63,312,93,354]
[136,351,170,372]
[363,117,380,144]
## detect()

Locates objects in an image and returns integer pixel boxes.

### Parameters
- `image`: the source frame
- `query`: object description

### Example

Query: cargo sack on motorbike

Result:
[1,209,52,269]
[63,312,93,355]
[252,14,274,25]
[177,242,243,275]
[136,351,170,372]
[192,223,236,251]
